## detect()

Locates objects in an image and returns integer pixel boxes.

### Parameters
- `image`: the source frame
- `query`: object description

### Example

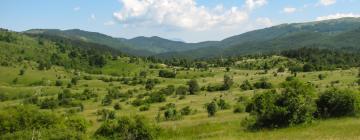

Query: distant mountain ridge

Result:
[24,17,360,59]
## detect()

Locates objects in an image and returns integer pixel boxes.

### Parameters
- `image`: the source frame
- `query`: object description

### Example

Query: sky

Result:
[1,0,360,43]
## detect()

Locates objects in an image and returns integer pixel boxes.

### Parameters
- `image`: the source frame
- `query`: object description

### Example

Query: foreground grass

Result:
[159,117,360,140]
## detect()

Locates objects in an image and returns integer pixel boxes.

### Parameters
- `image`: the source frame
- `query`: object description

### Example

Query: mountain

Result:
[156,17,360,59]
[24,29,208,55]
[24,17,360,59]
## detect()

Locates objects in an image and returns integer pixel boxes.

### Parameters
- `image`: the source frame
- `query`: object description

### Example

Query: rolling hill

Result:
[23,17,360,59]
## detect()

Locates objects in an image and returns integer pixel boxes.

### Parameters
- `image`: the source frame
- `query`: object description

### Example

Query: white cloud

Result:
[91,14,96,20]
[104,21,116,26]
[283,7,296,13]
[113,0,252,31]
[316,13,360,21]
[245,0,268,10]
[73,7,81,11]
[319,0,336,6]
[256,17,273,27]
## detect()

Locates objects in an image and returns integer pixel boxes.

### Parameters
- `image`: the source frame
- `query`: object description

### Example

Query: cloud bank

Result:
[113,0,268,31]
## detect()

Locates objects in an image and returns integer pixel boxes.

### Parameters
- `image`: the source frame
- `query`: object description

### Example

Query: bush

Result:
[159,85,175,96]
[206,101,218,117]
[180,106,192,116]
[318,74,326,80]
[0,105,88,139]
[223,75,234,90]
[176,86,188,95]
[164,107,181,121]
[233,104,245,113]
[277,67,285,73]
[113,103,122,110]
[245,79,315,129]
[95,116,160,140]
[316,88,360,118]
[253,80,273,89]
[187,79,200,95]
[55,80,63,86]
[158,70,176,78]
[139,104,150,112]
[217,99,231,110]
[240,80,253,90]
[101,95,112,106]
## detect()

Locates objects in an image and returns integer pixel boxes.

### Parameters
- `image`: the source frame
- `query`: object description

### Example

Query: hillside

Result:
[156,17,360,59]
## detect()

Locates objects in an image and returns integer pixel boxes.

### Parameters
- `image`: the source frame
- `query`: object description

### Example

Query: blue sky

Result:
[1,0,360,42]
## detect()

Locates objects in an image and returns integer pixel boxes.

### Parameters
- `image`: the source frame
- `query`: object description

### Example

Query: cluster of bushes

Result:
[0,105,89,139]
[206,75,234,92]
[244,78,360,130]
[158,70,176,78]
[26,89,94,111]
[157,103,196,121]
[95,115,160,140]
[240,79,273,91]
[205,98,231,117]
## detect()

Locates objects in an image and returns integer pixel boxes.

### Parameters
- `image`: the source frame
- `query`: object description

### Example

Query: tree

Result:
[206,101,218,117]
[303,63,314,72]
[89,54,107,68]
[316,88,360,118]
[187,79,200,95]
[223,75,234,90]
[245,79,315,129]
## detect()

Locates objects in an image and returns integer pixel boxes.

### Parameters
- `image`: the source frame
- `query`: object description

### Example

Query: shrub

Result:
[223,75,234,90]
[217,99,231,110]
[233,104,245,113]
[139,104,150,112]
[40,98,59,109]
[145,79,156,90]
[245,79,315,129]
[277,67,285,73]
[55,80,63,86]
[316,88,360,118]
[159,85,175,96]
[19,69,25,75]
[240,80,253,90]
[95,116,160,140]
[176,86,188,95]
[101,95,112,106]
[253,80,273,89]
[206,101,218,117]
[71,77,80,85]
[0,105,88,139]
[318,74,326,80]
[158,70,176,78]
[113,103,122,110]
[164,107,181,121]
[97,109,116,121]
[180,106,192,116]
[187,79,200,95]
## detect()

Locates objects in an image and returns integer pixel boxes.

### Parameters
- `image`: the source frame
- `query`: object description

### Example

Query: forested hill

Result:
[156,17,360,59]
[21,17,360,59]
[0,28,127,72]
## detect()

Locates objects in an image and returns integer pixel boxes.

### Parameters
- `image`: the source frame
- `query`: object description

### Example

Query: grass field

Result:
[1,61,360,139]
